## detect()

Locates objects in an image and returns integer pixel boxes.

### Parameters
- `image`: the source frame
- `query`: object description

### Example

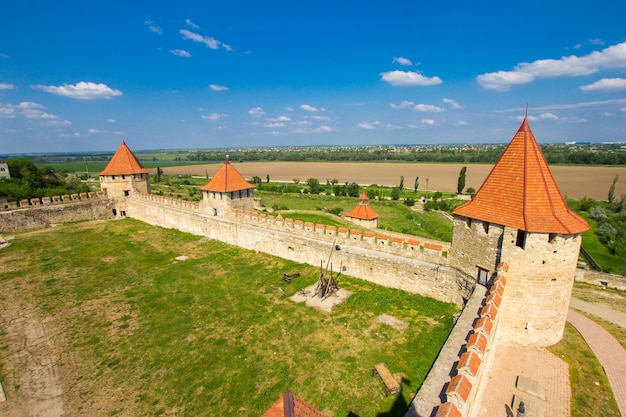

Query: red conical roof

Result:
[200,160,255,193]
[99,140,149,176]
[345,193,379,220]
[453,117,589,234]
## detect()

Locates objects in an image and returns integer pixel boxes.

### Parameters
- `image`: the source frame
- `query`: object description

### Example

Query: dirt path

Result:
[0,286,67,417]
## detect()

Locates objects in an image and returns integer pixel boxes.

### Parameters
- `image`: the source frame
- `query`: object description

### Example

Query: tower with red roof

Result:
[99,140,151,198]
[345,192,379,228]
[449,115,589,346]
[200,160,256,217]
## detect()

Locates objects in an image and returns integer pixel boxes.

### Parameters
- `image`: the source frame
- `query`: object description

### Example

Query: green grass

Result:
[0,219,457,416]
[549,324,620,417]
[257,190,453,242]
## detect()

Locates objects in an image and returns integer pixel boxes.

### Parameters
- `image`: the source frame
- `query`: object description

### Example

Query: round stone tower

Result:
[99,140,151,198]
[449,115,589,347]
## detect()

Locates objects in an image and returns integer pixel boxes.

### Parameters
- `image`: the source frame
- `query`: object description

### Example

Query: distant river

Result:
[160,162,626,201]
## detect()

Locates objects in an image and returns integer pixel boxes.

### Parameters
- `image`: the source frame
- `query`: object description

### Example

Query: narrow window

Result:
[483,221,489,234]
[123,190,130,196]
[122,175,125,179]
[549,233,557,243]
[516,230,527,249]
[466,218,472,229]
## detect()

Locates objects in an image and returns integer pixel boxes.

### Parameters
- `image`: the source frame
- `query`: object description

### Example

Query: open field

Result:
[159,162,626,201]
[0,219,456,417]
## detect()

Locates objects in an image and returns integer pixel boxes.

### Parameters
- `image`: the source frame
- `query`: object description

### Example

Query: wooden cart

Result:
[372,362,401,396]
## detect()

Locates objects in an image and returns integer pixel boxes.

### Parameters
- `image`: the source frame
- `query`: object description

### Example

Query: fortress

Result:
[0,117,589,416]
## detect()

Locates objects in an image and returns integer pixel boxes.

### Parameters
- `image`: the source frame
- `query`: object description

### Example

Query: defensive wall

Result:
[576,269,626,291]
[0,192,114,233]
[121,192,472,304]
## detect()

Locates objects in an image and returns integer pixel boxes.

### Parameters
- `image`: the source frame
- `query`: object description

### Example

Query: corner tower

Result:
[449,116,589,346]
[99,141,150,197]
[200,160,255,217]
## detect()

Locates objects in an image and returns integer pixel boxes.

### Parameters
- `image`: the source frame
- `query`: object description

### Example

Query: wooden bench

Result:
[372,362,401,396]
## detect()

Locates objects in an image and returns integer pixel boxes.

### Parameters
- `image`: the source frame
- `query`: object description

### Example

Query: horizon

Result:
[1,1,626,154]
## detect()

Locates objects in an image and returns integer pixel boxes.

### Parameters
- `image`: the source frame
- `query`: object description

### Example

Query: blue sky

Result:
[1,1,626,154]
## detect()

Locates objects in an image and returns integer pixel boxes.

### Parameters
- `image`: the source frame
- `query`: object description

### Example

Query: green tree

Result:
[457,166,467,194]
[609,175,619,204]
[414,176,419,192]
[266,174,270,183]
[306,178,320,194]
[251,176,262,185]
[390,187,401,200]
[399,175,404,190]
[347,182,360,197]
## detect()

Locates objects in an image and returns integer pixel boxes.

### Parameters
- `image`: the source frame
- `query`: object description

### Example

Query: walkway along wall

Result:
[121,193,469,304]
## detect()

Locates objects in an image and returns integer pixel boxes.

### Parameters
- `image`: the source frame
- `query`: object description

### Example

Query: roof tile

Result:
[200,160,255,193]
[99,140,149,175]
[453,117,589,234]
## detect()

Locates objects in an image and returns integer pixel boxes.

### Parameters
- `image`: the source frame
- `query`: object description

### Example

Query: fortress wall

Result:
[123,196,462,303]
[0,193,112,233]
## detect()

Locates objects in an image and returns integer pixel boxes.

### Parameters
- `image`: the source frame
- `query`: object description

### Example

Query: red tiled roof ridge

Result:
[345,203,379,220]
[453,117,589,234]
[200,160,255,193]
[99,140,149,175]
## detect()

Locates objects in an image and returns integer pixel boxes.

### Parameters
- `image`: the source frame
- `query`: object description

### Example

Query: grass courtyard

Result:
[0,218,457,417]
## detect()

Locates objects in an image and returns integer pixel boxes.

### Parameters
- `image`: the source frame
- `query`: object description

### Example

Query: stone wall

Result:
[575,269,626,291]
[0,192,113,233]
[121,194,465,304]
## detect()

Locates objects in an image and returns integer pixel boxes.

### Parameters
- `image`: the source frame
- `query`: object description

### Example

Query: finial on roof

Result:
[525,103,528,119]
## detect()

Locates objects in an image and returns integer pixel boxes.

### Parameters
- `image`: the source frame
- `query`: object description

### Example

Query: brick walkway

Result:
[470,342,570,417]
[567,309,626,416]
[569,297,626,329]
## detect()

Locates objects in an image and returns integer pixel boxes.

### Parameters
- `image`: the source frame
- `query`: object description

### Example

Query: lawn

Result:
[549,324,621,417]
[0,219,457,417]
[256,190,454,242]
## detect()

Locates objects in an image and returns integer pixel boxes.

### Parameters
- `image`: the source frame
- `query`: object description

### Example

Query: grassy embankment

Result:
[0,219,457,417]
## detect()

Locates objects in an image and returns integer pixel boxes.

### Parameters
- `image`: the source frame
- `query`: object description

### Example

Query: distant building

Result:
[0,161,10,180]
[345,192,379,228]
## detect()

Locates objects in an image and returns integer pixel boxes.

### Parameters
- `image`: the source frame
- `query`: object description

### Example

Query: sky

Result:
[1,1,626,154]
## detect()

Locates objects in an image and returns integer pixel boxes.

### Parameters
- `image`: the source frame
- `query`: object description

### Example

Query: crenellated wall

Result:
[120,193,467,304]
[0,192,113,233]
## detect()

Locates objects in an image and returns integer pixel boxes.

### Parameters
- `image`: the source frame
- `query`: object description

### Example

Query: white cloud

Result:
[312,125,333,133]
[1,101,70,125]
[248,107,266,116]
[580,78,626,92]
[284,106,295,112]
[107,118,116,123]
[0,83,14,90]
[202,112,227,121]
[392,57,412,66]
[144,19,162,35]
[380,70,442,87]
[266,116,291,122]
[475,71,535,92]
[185,19,200,29]
[413,104,445,112]
[209,84,228,91]
[309,115,330,121]
[477,41,626,91]
[498,98,626,112]
[300,104,324,112]
[390,100,415,109]
[443,98,463,109]
[454,121,469,126]
[263,122,285,128]
[171,49,191,58]
[88,128,102,134]
[358,121,380,130]
[180,29,231,51]
[421,119,436,126]
[32,81,122,100]
[0,53,8,59]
